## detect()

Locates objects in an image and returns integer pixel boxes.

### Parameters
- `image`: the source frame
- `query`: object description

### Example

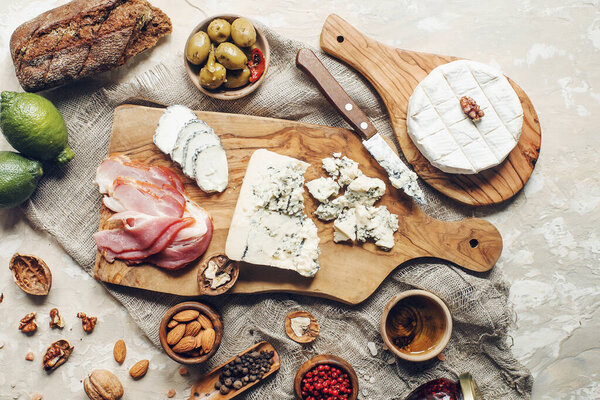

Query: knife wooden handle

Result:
[296,48,377,140]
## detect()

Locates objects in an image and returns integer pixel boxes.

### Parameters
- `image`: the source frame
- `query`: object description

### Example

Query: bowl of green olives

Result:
[185,15,270,100]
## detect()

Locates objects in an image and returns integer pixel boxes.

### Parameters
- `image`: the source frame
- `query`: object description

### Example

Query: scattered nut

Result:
[49,308,65,329]
[0,292,4,303]
[178,366,189,376]
[172,310,199,322]
[42,339,73,371]
[129,359,149,380]
[9,253,52,295]
[113,340,126,364]
[460,96,485,121]
[437,352,446,361]
[30,394,42,400]
[25,351,35,361]
[77,312,97,333]
[19,312,38,333]
[83,369,123,400]
[167,389,176,398]
[172,336,196,354]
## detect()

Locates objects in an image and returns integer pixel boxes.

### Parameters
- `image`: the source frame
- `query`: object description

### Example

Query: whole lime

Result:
[0,151,43,208]
[0,91,74,165]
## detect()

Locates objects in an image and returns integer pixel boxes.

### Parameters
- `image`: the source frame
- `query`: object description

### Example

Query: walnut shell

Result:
[9,253,52,295]
[42,339,73,371]
[84,369,124,400]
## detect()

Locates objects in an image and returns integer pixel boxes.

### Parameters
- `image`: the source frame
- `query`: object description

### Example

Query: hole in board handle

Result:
[337,35,344,43]
[469,239,479,248]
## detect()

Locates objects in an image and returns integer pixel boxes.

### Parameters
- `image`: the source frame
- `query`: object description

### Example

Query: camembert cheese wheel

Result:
[407,60,523,174]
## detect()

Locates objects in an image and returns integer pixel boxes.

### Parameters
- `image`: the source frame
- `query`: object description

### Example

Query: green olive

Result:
[231,18,257,48]
[207,18,231,43]
[215,42,248,70]
[186,31,210,65]
[224,66,251,88]
[199,46,226,90]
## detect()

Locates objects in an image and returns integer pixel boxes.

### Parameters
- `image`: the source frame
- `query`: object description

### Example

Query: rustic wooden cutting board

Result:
[320,14,542,206]
[94,105,502,304]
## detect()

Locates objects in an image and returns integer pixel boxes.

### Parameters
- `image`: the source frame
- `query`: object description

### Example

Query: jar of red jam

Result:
[404,373,483,400]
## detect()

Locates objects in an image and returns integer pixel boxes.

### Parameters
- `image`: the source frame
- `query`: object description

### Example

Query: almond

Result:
[167,320,179,329]
[185,321,202,337]
[166,323,186,346]
[172,310,199,322]
[201,328,216,353]
[129,359,149,379]
[172,336,196,353]
[194,330,204,350]
[113,339,126,364]
[197,314,213,330]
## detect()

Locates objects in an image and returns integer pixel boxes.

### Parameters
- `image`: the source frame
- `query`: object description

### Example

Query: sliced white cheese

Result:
[225,149,320,277]
[193,145,228,193]
[407,60,523,174]
[153,105,197,154]
[182,129,220,177]
[306,177,340,202]
[171,119,211,165]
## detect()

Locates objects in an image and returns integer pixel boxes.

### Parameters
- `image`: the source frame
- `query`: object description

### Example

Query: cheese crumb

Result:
[290,316,311,337]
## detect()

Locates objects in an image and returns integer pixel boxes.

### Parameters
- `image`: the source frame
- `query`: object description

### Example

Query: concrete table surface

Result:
[0,0,599,399]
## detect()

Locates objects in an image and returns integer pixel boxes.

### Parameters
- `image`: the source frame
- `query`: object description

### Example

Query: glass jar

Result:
[404,373,483,400]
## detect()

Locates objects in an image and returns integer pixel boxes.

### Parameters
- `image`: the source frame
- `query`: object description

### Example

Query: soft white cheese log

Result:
[153,105,197,154]
[225,149,320,277]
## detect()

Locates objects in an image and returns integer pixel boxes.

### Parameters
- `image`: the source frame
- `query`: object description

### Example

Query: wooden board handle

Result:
[296,48,377,140]
[411,216,503,272]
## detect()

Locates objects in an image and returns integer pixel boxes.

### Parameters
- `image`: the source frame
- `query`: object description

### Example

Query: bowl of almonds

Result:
[159,301,223,365]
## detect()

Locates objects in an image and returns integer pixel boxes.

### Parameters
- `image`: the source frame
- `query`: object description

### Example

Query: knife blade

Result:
[295,48,427,204]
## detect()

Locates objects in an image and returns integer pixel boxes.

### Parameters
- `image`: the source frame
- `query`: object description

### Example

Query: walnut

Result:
[19,312,38,333]
[77,312,97,333]
[0,292,4,303]
[49,308,65,329]
[460,96,485,121]
[42,339,73,371]
[83,369,123,400]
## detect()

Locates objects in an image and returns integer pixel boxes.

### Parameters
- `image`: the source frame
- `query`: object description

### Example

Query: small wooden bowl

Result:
[285,311,319,343]
[159,301,223,365]
[294,354,359,400]
[197,254,239,295]
[184,14,270,100]
[380,290,452,362]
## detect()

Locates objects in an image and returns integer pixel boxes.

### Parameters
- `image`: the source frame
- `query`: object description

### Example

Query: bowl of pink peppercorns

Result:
[294,354,359,400]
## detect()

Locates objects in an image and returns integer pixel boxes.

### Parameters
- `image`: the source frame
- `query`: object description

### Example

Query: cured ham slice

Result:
[103,178,185,217]
[94,154,213,270]
[96,154,184,195]
[147,199,213,269]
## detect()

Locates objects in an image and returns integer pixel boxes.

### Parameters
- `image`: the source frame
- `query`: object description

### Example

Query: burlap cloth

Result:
[22,25,533,399]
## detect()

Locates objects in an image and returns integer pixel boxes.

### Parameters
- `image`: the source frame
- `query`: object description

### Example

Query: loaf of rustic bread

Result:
[10,0,172,92]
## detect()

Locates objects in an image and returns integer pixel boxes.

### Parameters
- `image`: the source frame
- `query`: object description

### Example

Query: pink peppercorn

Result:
[301,364,352,400]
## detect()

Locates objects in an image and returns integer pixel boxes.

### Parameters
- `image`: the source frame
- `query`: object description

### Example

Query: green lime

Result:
[0,151,43,208]
[0,91,74,165]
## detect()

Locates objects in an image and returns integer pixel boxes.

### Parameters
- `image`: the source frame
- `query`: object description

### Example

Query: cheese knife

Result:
[295,48,427,205]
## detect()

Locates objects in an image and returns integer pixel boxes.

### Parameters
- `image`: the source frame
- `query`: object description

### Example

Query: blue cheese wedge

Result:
[225,149,320,277]
[407,60,523,174]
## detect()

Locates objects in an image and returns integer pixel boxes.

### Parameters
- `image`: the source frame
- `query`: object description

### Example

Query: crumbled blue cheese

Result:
[312,153,399,250]
[306,177,340,203]
[226,149,320,277]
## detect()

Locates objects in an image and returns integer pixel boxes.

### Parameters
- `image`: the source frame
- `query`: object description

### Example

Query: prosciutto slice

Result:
[96,154,184,195]
[103,178,185,217]
[147,199,213,269]
[94,154,213,270]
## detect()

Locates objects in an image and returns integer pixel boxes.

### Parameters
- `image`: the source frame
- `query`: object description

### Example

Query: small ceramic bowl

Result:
[184,14,270,100]
[380,290,452,362]
[159,301,223,365]
[294,354,359,400]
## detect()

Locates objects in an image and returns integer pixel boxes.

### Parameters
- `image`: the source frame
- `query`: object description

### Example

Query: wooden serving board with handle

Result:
[94,104,502,304]
[320,14,542,206]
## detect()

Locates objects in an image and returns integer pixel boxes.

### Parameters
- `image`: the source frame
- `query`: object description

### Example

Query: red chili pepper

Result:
[248,48,265,83]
